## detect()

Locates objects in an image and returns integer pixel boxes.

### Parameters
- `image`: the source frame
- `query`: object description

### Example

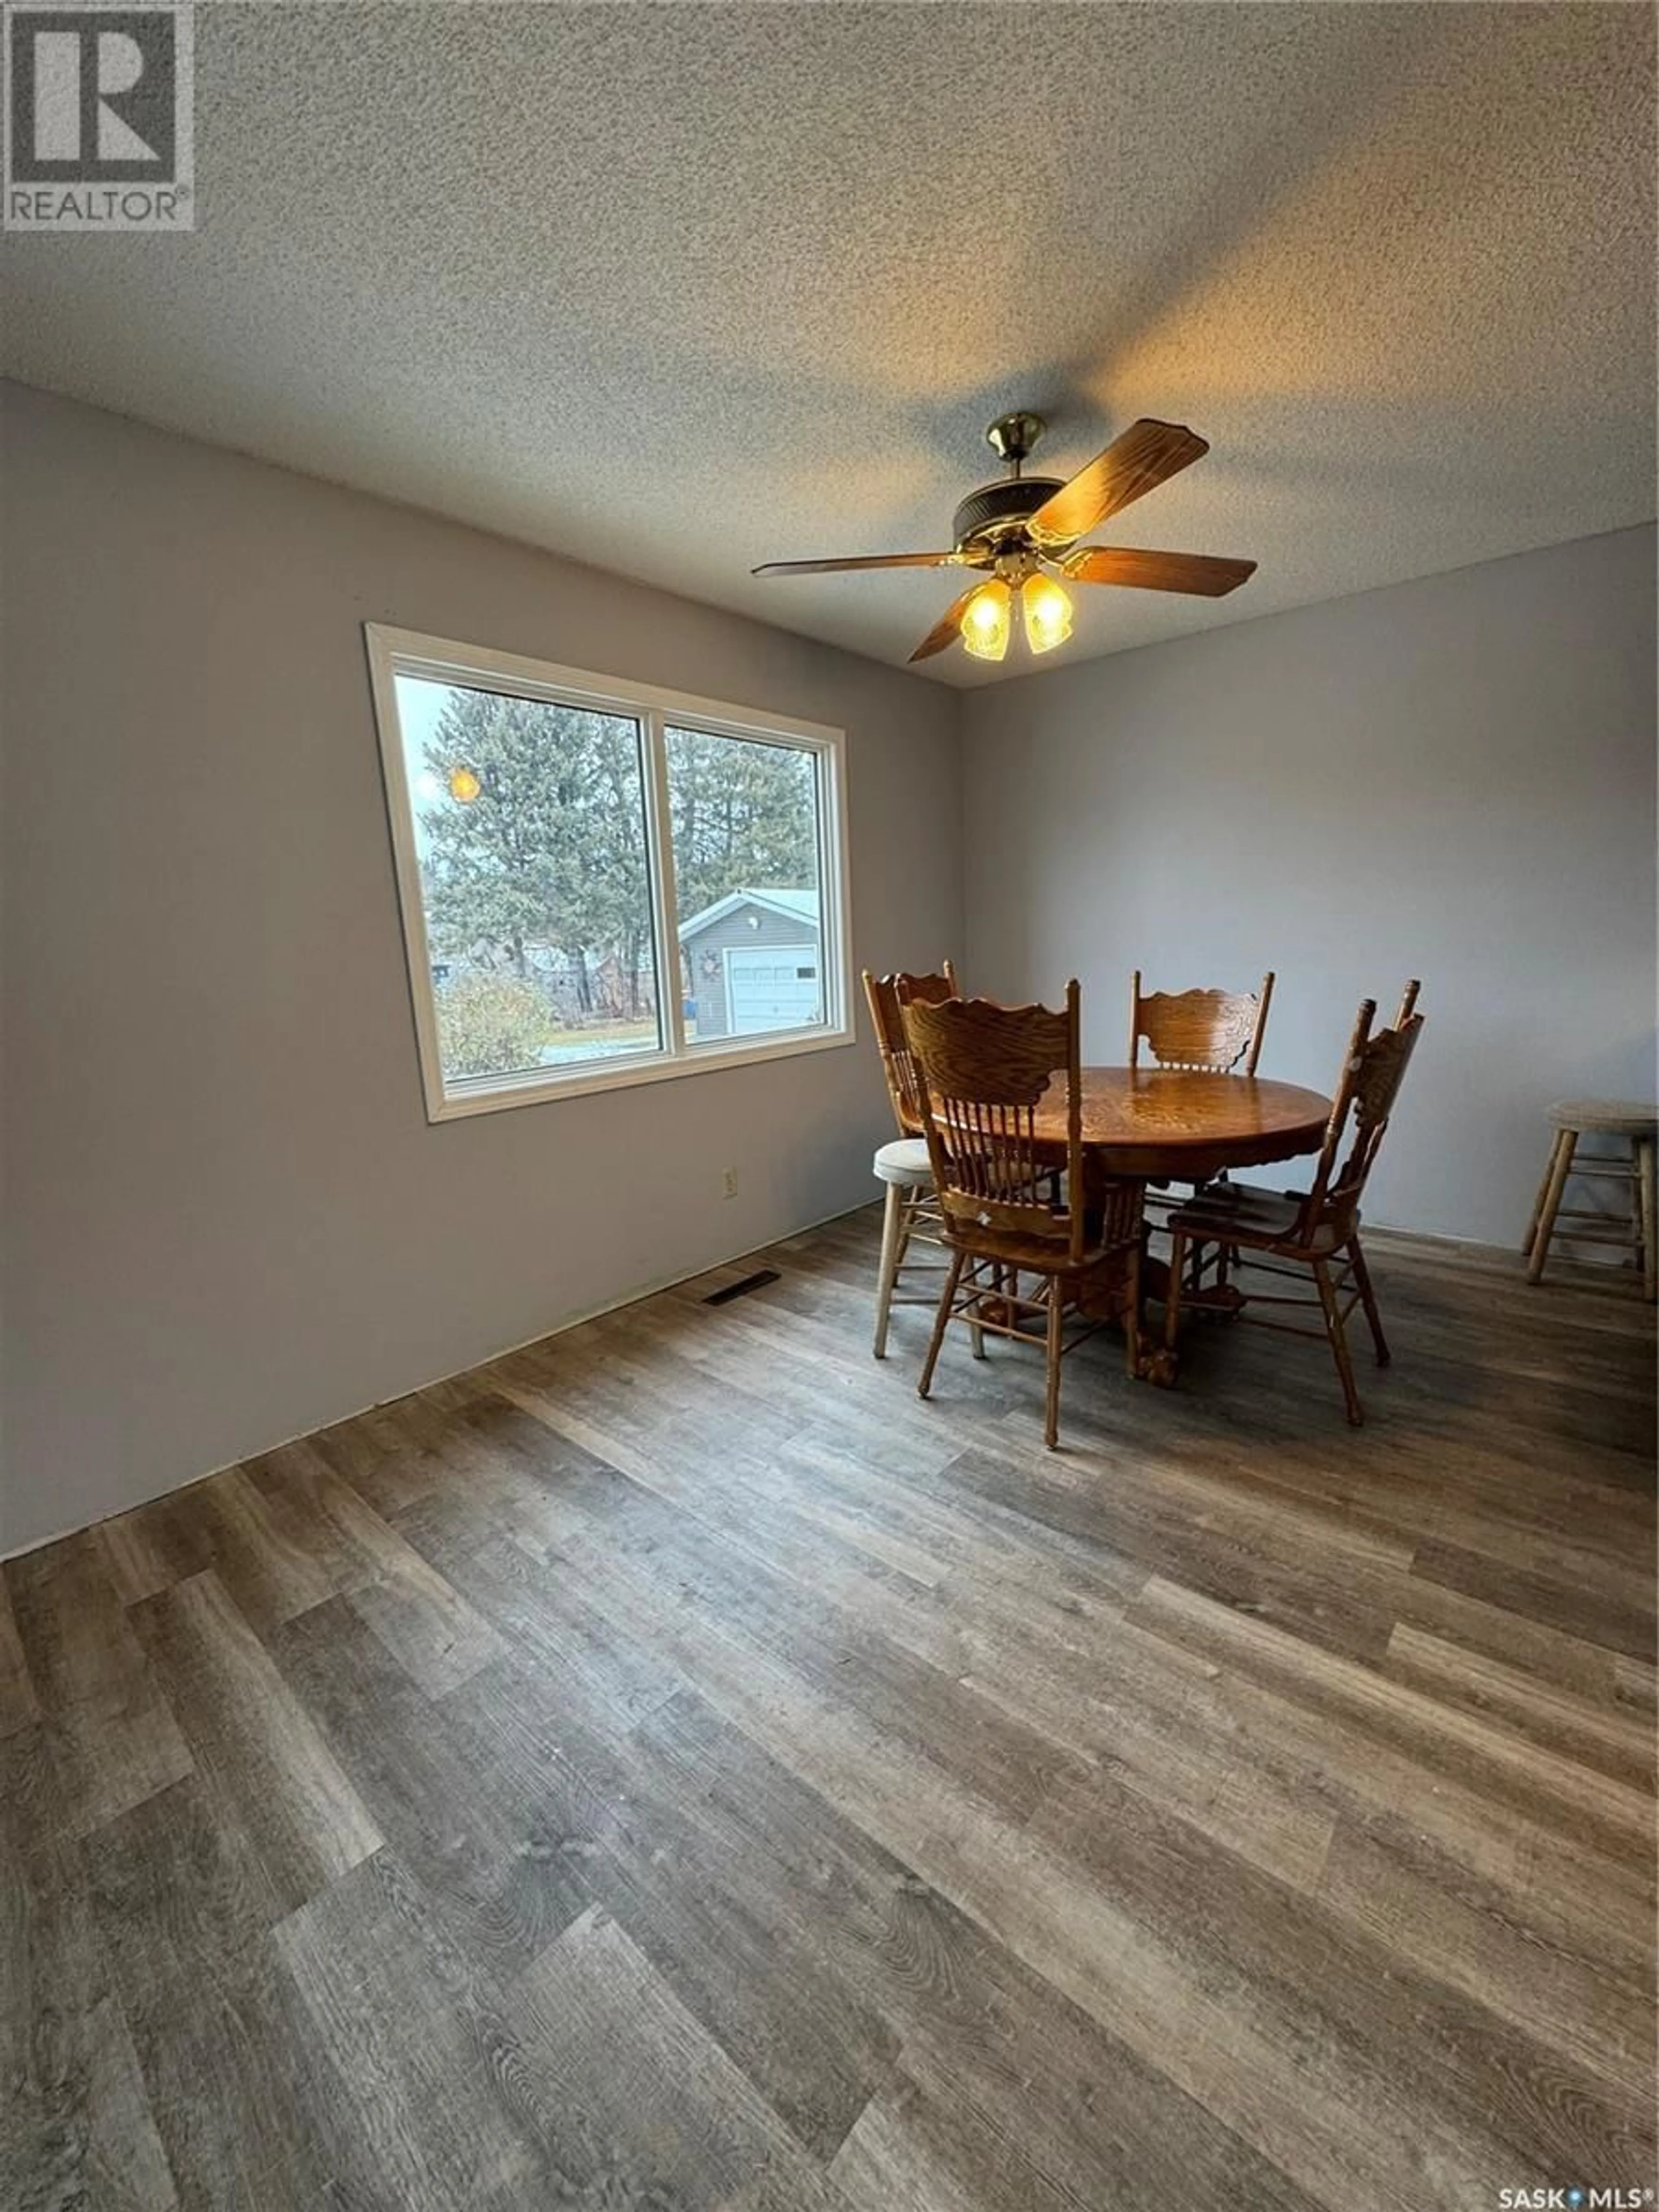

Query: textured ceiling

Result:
[3,3,1653,686]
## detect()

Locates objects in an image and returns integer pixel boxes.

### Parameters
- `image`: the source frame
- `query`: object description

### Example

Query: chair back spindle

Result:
[1299,983,1424,1239]
[863,964,960,1135]
[900,983,1086,1269]
[1130,971,1275,1075]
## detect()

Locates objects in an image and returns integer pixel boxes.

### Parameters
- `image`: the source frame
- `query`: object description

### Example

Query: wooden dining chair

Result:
[1160,983,1424,1425]
[1131,969,1276,1250]
[1130,971,1275,1074]
[900,980,1144,1449]
[862,965,960,1358]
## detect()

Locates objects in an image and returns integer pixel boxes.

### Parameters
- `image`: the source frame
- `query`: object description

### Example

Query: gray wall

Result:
[0,382,962,1555]
[963,524,1657,1247]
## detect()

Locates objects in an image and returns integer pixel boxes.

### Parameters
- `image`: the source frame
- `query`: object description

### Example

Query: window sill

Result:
[424,1021,856,1123]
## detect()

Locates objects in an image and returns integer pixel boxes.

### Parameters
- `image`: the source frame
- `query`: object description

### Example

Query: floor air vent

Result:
[702,1268,781,1306]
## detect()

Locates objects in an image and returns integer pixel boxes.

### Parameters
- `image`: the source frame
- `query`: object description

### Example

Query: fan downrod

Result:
[985,412,1045,477]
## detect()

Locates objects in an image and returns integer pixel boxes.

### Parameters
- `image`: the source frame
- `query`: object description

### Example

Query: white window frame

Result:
[365,623,854,1122]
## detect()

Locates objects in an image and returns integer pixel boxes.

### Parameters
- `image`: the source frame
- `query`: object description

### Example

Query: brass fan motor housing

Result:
[951,476,1067,562]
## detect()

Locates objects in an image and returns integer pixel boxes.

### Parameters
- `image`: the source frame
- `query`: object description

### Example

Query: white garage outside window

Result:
[365,624,853,1121]
[724,944,822,1036]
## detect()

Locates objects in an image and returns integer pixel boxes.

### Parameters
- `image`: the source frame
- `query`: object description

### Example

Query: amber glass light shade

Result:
[959,578,1012,661]
[1022,572,1074,654]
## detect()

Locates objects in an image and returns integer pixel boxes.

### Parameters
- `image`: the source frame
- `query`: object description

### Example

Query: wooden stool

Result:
[1525,1100,1657,1300]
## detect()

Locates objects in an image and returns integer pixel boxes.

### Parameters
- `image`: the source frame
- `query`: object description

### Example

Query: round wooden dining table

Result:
[1027,1068,1333,1381]
[1030,1066,1333,1181]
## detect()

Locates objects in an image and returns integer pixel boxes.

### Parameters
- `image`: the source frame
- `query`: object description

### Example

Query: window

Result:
[365,625,852,1120]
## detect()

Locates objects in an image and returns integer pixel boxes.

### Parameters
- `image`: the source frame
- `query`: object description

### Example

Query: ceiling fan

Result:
[753,411,1255,665]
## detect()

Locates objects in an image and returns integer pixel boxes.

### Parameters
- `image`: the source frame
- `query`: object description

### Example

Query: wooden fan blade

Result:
[752,551,960,577]
[908,584,983,663]
[1028,420,1209,548]
[1063,547,1257,597]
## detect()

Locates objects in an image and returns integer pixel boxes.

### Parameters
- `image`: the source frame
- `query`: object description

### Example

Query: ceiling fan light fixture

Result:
[1021,572,1074,655]
[959,578,1012,661]
[754,413,1253,667]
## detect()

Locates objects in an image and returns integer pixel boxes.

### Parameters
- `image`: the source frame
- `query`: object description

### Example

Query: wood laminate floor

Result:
[3,1212,1655,2211]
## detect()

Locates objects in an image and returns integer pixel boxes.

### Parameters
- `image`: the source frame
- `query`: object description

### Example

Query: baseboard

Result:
[11,1204,1613,1566]
[0,1196,879,1566]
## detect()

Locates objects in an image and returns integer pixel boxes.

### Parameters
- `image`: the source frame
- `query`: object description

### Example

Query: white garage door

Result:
[725,944,821,1036]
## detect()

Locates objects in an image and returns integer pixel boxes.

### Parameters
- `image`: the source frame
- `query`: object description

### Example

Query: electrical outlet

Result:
[721,1166,739,1199]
